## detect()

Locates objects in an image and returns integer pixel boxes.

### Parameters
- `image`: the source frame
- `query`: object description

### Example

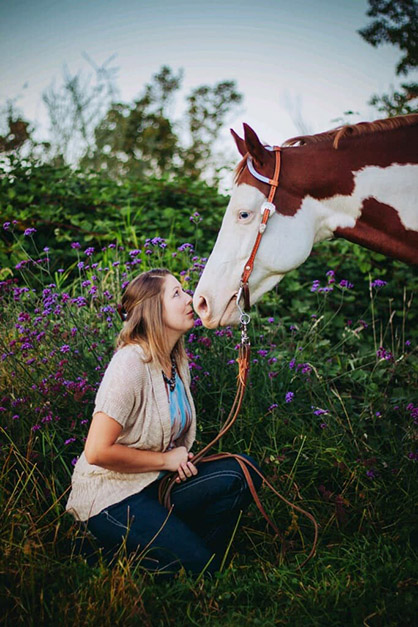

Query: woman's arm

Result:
[84,411,195,475]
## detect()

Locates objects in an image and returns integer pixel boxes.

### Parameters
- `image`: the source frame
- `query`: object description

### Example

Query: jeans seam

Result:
[173,470,244,495]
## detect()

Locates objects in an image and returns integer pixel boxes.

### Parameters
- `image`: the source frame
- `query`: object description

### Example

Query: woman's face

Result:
[161,274,194,341]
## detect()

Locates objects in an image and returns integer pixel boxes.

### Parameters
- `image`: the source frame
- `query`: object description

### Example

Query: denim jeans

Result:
[86,454,262,575]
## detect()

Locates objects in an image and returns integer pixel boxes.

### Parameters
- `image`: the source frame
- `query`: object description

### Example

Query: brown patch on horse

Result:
[335,198,418,265]
[283,113,418,149]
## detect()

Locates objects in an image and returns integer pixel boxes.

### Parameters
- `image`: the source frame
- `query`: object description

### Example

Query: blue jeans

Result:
[86,455,262,575]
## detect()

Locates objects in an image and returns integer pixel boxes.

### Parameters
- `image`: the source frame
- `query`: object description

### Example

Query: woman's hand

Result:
[175,452,198,483]
[163,448,198,481]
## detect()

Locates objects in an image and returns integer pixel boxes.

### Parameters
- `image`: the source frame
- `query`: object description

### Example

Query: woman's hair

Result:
[116,268,187,369]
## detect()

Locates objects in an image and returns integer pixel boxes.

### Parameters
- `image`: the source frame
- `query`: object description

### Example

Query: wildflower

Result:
[257,349,268,357]
[311,279,320,292]
[313,408,328,416]
[32,424,41,431]
[376,346,392,361]
[129,249,141,257]
[320,422,328,429]
[285,392,294,403]
[77,261,85,270]
[71,457,79,466]
[289,359,295,369]
[43,246,50,253]
[194,319,203,327]
[24,228,37,236]
[405,340,411,347]
[267,317,274,323]
[268,403,278,411]
[64,437,76,445]
[60,345,70,353]
[71,242,81,249]
[85,247,94,256]
[178,243,194,252]
[3,222,11,230]
[366,469,376,479]
[339,280,354,289]
[190,211,202,223]
[370,279,387,288]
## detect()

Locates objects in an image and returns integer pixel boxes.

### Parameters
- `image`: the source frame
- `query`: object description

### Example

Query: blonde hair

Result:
[117,268,187,371]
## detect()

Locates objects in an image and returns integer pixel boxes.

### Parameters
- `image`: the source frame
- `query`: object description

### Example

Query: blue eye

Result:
[239,211,250,219]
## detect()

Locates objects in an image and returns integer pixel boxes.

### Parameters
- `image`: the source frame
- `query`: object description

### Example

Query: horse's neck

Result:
[284,126,418,265]
[335,196,418,265]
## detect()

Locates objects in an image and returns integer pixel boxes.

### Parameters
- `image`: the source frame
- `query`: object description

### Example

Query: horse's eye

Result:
[239,211,250,220]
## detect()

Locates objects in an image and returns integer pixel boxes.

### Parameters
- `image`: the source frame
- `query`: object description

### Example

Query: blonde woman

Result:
[66,268,261,575]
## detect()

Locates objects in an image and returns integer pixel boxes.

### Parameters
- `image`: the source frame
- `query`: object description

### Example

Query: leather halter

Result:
[237,146,281,312]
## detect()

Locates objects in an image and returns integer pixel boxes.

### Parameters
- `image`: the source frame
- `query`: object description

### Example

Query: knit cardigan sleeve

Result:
[93,345,146,428]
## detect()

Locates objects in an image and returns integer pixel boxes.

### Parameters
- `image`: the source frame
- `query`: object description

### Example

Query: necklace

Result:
[162,357,176,392]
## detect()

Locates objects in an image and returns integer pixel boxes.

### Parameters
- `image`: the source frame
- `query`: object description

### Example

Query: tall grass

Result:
[0,223,417,625]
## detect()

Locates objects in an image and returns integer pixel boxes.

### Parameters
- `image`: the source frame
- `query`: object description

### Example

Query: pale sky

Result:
[0,0,412,168]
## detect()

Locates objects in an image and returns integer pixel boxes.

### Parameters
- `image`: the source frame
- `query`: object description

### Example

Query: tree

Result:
[82,66,183,179]
[42,55,118,163]
[0,100,50,158]
[358,0,418,115]
[82,66,243,181]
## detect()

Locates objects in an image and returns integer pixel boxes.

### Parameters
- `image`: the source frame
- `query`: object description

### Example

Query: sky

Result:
[0,0,412,177]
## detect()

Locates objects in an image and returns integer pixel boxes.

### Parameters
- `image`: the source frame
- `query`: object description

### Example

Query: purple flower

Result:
[314,408,328,416]
[24,228,37,236]
[257,349,268,358]
[267,317,274,323]
[285,391,294,403]
[370,279,387,288]
[60,345,70,353]
[71,457,79,466]
[320,422,328,429]
[71,242,81,249]
[64,437,76,445]
[376,346,392,361]
[289,359,295,370]
[339,280,354,289]
[3,222,11,230]
[268,403,278,411]
[366,469,376,479]
[311,280,320,292]
[85,247,94,257]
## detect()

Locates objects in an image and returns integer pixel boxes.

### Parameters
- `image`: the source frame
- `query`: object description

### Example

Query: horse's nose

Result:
[194,294,210,320]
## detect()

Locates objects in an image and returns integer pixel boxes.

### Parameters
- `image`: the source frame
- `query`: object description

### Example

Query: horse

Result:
[193,114,418,328]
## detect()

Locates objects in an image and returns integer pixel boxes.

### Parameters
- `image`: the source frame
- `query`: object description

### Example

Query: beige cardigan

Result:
[66,344,196,521]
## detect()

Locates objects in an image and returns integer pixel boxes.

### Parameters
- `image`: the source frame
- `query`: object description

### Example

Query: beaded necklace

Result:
[162,357,176,392]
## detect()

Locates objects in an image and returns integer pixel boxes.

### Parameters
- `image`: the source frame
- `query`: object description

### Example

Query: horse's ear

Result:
[230,128,247,157]
[243,123,268,166]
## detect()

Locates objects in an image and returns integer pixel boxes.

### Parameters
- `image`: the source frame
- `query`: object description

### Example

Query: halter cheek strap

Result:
[238,146,281,312]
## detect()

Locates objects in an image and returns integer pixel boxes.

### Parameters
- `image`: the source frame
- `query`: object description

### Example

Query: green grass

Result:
[0,228,417,625]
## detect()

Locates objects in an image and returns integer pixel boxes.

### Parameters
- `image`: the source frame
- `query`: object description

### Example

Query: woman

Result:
[66,268,261,575]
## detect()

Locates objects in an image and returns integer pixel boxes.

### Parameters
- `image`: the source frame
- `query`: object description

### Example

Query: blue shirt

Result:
[167,374,192,449]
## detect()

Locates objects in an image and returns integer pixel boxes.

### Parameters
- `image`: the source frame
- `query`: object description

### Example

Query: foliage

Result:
[0,219,417,625]
[359,0,418,115]
[0,156,228,275]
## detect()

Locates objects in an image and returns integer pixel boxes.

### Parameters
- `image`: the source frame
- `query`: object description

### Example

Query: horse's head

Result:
[193,124,317,327]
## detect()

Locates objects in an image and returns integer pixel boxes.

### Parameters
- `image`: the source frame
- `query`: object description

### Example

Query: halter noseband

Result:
[237,146,281,313]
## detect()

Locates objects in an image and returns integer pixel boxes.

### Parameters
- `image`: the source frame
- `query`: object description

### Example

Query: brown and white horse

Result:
[194,114,418,327]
